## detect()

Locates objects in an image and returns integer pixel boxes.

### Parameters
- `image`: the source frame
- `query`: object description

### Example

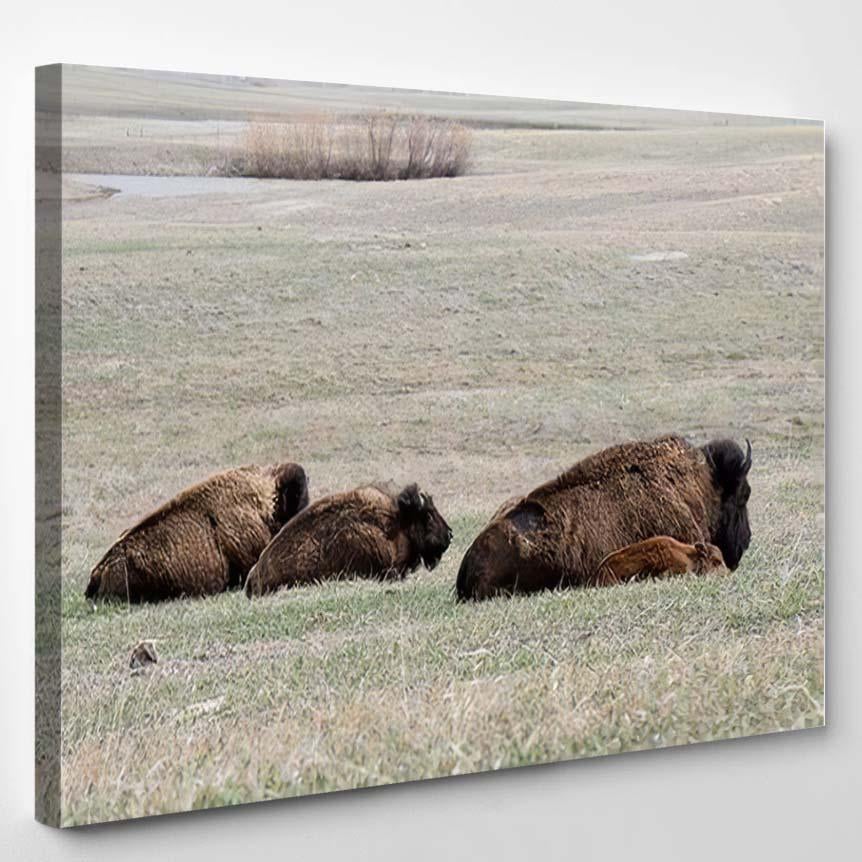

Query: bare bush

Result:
[222,113,471,181]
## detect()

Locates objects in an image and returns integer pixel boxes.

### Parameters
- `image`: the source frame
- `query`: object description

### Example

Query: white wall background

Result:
[1,2,857,858]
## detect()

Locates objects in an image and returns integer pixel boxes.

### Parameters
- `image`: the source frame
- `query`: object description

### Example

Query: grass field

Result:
[56,68,824,826]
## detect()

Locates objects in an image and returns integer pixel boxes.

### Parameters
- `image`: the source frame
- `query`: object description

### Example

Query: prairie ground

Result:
[55,69,824,825]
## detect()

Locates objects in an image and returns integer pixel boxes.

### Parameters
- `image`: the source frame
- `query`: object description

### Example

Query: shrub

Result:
[223,113,471,181]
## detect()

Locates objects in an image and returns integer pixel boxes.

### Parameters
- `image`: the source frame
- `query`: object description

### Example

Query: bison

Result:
[245,483,452,596]
[456,435,751,600]
[85,462,309,603]
[594,536,726,587]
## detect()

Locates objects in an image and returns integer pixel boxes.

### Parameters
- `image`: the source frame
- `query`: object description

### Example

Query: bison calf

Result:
[86,462,309,603]
[245,483,452,596]
[594,536,726,586]
[457,435,752,600]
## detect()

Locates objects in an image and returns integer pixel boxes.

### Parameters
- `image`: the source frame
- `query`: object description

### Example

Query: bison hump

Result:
[533,435,693,497]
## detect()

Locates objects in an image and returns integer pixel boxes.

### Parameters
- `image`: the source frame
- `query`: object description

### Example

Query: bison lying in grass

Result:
[86,462,309,603]
[456,435,751,600]
[245,483,452,596]
[594,536,726,587]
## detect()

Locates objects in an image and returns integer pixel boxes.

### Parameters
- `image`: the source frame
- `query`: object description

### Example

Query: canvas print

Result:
[35,65,825,827]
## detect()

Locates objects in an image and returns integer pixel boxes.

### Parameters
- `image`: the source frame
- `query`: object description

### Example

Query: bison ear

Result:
[275,463,309,523]
[397,483,424,518]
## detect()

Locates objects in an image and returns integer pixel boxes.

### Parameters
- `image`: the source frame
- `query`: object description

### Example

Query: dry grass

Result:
[56,105,824,825]
[60,607,822,823]
[215,114,472,181]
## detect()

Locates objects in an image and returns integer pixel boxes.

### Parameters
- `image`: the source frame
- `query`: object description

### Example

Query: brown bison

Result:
[594,536,726,587]
[456,435,751,600]
[85,462,309,603]
[245,483,452,596]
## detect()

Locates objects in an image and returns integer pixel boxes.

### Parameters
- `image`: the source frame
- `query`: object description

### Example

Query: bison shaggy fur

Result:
[456,435,752,600]
[245,483,452,596]
[85,462,309,603]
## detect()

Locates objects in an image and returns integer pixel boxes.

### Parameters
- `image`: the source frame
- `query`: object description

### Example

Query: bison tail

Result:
[85,545,124,601]
[244,562,260,598]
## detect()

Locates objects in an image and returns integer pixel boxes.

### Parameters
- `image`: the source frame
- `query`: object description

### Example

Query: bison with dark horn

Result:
[85,462,309,602]
[245,483,452,596]
[456,435,752,600]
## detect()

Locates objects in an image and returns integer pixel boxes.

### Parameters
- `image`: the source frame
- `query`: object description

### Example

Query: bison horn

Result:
[742,439,752,473]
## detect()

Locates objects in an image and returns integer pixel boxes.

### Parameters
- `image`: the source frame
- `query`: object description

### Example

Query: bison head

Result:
[693,541,726,574]
[702,439,752,570]
[273,463,310,526]
[397,483,452,570]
